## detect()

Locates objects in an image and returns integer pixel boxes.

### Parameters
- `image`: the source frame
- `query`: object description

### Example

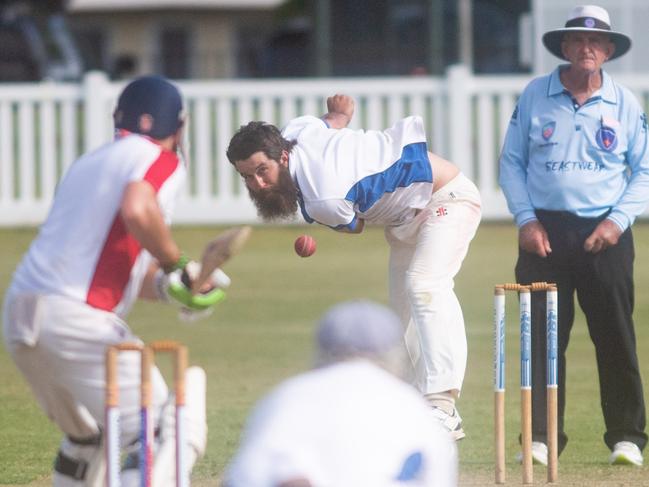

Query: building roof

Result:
[66,0,284,11]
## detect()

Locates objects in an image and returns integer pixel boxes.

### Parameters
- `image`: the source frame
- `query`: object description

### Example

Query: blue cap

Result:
[114,75,183,139]
[316,300,403,357]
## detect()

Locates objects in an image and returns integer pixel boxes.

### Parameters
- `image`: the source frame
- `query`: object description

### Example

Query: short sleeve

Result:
[304,199,357,230]
[282,115,328,140]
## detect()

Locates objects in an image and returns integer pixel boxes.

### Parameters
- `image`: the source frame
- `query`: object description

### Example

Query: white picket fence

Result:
[2,67,649,227]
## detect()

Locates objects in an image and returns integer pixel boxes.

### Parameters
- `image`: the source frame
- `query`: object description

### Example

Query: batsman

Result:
[227,94,482,439]
[2,76,244,485]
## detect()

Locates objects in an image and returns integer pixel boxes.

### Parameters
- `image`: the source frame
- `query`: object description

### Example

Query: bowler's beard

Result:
[248,165,299,221]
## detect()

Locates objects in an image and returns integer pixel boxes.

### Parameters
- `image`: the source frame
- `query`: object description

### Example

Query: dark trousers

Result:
[515,210,647,453]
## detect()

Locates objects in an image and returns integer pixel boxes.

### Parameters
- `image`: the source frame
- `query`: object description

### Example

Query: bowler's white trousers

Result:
[385,173,481,395]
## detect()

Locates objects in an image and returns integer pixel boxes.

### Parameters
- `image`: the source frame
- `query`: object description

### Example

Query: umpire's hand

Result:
[519,220,552,258]
[584,219,622,253]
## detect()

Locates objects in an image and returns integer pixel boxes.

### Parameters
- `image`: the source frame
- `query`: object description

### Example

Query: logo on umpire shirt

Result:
[510,105,519,122]
[542,121,556,141]
[596,125,618,151]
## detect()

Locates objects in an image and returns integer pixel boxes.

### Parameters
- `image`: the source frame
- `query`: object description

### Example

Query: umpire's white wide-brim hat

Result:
[542,5,631,61]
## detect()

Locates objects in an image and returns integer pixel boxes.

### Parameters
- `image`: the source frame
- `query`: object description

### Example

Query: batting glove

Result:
[155,261,229,311]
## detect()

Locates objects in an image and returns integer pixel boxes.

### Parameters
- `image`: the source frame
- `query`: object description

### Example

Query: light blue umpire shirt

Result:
[499,66,649,232]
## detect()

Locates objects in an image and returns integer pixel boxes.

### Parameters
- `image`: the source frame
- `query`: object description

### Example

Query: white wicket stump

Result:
[141,346,154,487]
[149,340,189,487]
[519,288,533,484]
[493,287,506,484]
[493,283,559,485]
[105,342,145,487]
[546,288,559,482]
[105,341,189,487]
[105,346,122,487]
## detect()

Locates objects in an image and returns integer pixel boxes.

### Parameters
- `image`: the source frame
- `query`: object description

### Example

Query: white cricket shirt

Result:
[282,115,433,230]
[224,360,458,487]
[10,134,185,317]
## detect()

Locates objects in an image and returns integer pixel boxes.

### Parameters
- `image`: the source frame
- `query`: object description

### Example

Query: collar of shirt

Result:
[114,129,180,156]
[547,65,618,105]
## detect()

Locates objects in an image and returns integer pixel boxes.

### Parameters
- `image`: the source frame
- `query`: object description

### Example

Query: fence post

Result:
[83,71,111,152]
[446,64,474,179]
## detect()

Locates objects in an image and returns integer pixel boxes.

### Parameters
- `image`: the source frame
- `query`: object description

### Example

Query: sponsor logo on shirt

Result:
[545,160,605,172]
[510,105,519,122]
[641,113,648,132]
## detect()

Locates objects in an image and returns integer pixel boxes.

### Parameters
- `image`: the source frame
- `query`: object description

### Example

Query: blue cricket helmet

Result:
[114,75,183,139]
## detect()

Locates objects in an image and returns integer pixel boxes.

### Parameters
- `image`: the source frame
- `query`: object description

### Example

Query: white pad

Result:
[184,366,208,455]
[120,367,206,487]
[120,469,140,487]
[151,366,207,487]
[52,437,105,487]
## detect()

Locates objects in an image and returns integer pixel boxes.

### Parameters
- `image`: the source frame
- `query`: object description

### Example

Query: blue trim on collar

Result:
[548,66,566,96]
[547,66,618,105]
[599,70,618,104]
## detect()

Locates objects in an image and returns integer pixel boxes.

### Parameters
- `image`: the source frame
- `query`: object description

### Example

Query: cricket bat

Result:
[191,225,252,294]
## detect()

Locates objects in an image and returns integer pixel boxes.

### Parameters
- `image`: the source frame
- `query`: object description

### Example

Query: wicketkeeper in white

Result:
[2,76,229,486]
[226,94,482,439]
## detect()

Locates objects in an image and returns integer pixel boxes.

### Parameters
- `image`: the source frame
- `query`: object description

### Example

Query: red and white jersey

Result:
[10,134,185,318]
[282,115,433,231]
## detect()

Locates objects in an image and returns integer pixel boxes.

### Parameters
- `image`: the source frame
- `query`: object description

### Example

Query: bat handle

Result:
[212,269,231,289]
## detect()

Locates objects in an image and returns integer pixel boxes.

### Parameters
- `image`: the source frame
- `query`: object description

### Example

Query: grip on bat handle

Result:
[212,268,231,289]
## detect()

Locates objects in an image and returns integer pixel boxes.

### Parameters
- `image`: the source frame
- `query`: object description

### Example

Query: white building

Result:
[66,0,285,79]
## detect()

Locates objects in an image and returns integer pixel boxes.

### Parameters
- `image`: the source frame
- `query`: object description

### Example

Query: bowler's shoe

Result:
[430,406,466,441]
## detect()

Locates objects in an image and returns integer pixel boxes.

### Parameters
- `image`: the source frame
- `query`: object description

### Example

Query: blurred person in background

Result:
[223,300,458,487]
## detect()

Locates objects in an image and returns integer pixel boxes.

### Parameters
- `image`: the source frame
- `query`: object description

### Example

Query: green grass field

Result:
[2,223,649,486]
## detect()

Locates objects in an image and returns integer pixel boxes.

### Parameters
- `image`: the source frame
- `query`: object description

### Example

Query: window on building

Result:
[160,27,190,79]
[387,2,428,75]
[0,21,40,81]
[71,27,107,72]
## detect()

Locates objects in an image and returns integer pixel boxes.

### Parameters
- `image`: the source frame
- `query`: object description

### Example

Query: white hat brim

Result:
[542,28,631,61]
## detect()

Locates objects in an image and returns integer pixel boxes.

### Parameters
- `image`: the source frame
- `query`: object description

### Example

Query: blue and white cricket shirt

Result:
[499,66,649,231]
[282,115,433,231]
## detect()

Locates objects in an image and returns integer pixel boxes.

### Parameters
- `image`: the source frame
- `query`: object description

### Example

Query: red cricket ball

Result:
[294,234,317,258]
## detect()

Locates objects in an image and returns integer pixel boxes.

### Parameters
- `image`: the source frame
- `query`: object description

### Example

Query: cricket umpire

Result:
[2,76,226,484]
[499,5,649,466]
